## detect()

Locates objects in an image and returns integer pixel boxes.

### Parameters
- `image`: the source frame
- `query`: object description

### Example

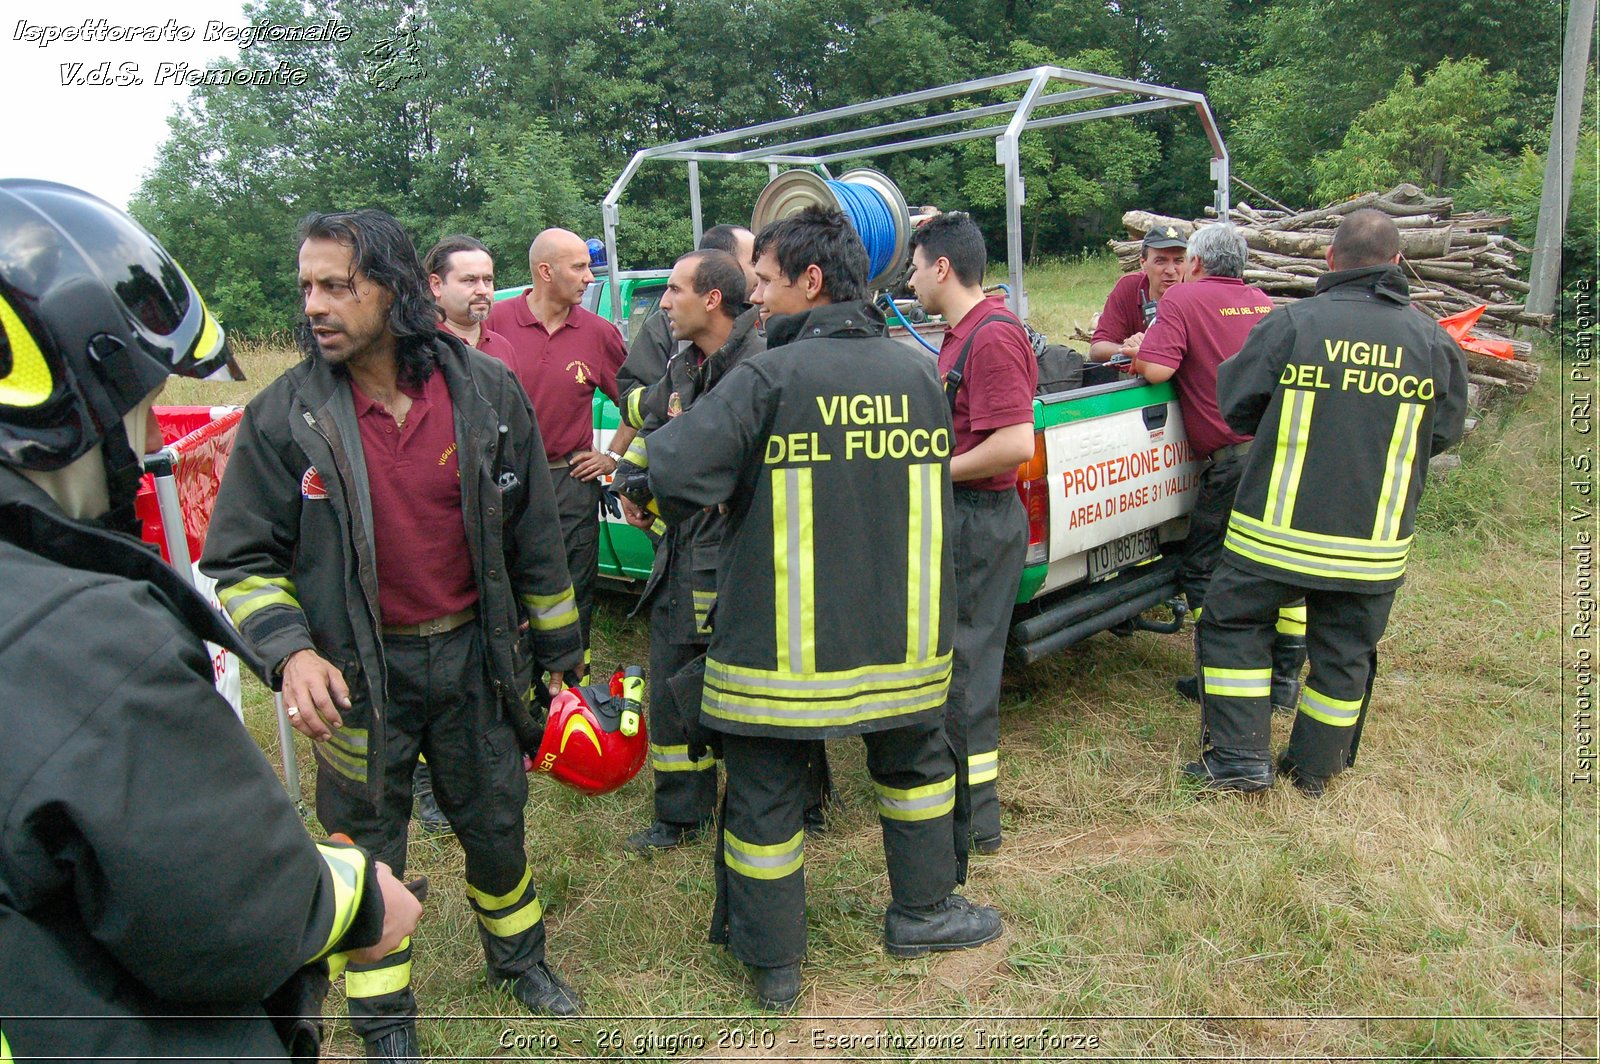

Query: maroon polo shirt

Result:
[351,369,477,626]
[937,295,1037,491]
[1138,275,1274,460]
[1091,270,1152,347]
[439,322,518,364]
[485,293,626,463]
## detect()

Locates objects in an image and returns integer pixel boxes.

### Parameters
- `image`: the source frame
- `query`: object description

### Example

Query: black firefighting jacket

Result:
[646,301,956,739]
[616,307,680,430]
[1217,265,1468,593]
[0,468,383,1061]
[200,334,582,802]
[635,306,765,643]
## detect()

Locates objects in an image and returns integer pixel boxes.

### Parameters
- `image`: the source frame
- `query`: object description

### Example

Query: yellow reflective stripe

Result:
[1203,666,1271,698]
[522,587,579,631]
[651,743,716,772]
[1225,527,1409,583]
[624,434,649,466]
[625,387,646,429]
[1276,603,1307,636]
[1264,388,1314,527]
[194,299,223,365]
[1298,685,1363,727]
[1373,402,1424,541]
[0,291,54,408]
[702,680,949,730]
[875,774,956,822]
[1230,511,1412,557]
[313,841,368,958]
[906,462,942,664]
[217,574,300,626]
[467,865,532,911]
[724,828,804,880]
[478,895,544,938]
[692,589,716,634]
[346,939,412,999]
[967,749,999,785]
[771,467,816,675]
[315,730,368,784]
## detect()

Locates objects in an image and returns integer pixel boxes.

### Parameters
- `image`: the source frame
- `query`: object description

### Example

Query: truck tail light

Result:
[1015,430,1048,567]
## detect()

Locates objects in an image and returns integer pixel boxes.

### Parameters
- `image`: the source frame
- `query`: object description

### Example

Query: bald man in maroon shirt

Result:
[487,229,633,674]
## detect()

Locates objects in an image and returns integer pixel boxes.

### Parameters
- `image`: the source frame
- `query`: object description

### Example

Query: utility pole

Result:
[1527,0,1597,317]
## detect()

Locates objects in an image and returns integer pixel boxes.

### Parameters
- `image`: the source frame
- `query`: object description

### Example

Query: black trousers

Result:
[710,718,957,968]
[646,628,719,824]
[1196,560,1394,777]
[552,466,601,672]
[315,622,546,1039]
[947,487,1026,844]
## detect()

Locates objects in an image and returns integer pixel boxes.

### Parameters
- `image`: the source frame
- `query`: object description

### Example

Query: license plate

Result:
[1088,528,1160,581]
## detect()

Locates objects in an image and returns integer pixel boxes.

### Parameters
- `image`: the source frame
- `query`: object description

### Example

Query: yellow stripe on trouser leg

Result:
[1276,603,1307,636]
[724,827,804,880]
[967,749,998,786]
[469,865,544,937]
[1297,684,1363,727]
[651,742,717,772]
[1203,666,1271,699]
[874,774,956,822]
[345,937,412,999]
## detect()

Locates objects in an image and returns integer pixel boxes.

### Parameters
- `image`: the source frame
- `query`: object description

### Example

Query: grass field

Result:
[199,257,1591,1060]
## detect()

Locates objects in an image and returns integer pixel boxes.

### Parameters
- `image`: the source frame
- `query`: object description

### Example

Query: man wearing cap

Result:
[1089,226,1188,363]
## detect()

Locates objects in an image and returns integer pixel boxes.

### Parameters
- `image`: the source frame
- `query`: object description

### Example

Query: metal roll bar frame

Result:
[600,65,1229,323]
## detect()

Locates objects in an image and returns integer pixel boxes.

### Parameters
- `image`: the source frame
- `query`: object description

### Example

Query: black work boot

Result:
[488,961,583,1016]
[748,962,802,1011]
[1276,753,1328,798]
[365,1022,421,1063]
[1174,675,1199,702]
[884,893,1003,958]
[411,763,452,836]
[1181,750,1273,793]
[623,818,710,854]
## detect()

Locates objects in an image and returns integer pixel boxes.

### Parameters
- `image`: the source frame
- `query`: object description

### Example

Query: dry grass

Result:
[210,258,1587,1060]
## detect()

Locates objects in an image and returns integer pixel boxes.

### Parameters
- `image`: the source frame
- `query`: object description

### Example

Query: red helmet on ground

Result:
[528,667,647,796]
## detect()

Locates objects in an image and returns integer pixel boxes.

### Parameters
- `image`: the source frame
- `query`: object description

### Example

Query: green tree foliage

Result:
[1212,0,1559,206]
[131,0,1562,335]
[1311,58,1519,202]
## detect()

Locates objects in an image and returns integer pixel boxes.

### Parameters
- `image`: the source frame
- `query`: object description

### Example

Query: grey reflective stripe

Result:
[968,750,998,773]
[1272,389,1312,527]
[785,470,805,667]
[702,682,945,724]
[222,583,289,620]
[1226,529,1408,579]
[705,656,950,694]
[1302,687,1360,723]
[724,832,804,870]
[1377,402,1423,541]
[914,462,934,660]
[1232,515,1411,557]
[876,778,955,817]
[651,744,715,771]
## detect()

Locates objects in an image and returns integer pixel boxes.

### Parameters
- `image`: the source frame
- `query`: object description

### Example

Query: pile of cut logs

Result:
[1109,184,1542,408]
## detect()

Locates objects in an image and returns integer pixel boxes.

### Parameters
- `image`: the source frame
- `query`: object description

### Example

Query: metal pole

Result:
[275,693,303,804]
[689,160,703,247]
[1528,0,1596,316]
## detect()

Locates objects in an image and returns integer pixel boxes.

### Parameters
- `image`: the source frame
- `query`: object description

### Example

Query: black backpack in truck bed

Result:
[944,312,1086,410]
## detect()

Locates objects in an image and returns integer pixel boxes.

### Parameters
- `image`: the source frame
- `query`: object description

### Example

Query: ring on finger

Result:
[287,705,300,717]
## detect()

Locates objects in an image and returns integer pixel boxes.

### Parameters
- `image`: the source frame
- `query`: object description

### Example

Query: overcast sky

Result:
[4,1,267,209]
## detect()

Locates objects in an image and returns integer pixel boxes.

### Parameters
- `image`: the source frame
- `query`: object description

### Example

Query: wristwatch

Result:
[604,448,624,464]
